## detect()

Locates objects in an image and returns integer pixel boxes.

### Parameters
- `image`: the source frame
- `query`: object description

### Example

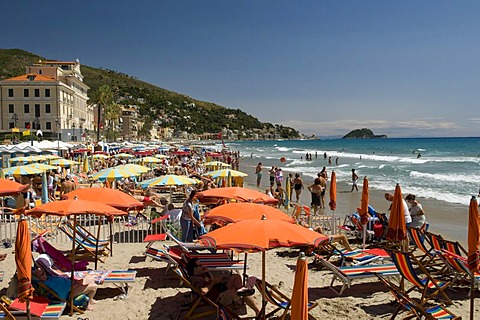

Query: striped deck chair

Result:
[386,249,453,305]
[314,239,387,266]
[0,301,67,320]
[376,274,460,320]
[408,227,443,268]
[426,232,446,252]
[66,220,110,247]
[166,231,214,252]
[254,278,318,320]
[59,223,110,262]
[314,254,399,295]
[440,250,480,291]
[442,239,468,258]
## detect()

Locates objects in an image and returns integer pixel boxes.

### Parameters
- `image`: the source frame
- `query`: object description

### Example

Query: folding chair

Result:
[59,223,109,263]
[386,249,453,305]
[376,274,461,320]
[426,232,445,252]
[407,227,443,269]
[254,278,318,320]
[314,254,399,295]
[32,235,89,271]
[438,250,480,291]
[442,239,468,258]
[314,238,387,266]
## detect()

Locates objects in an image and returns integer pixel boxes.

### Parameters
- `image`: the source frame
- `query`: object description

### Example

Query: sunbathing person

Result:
[32,267,97,310]
[185,258,260,316]
[313,225,353,251]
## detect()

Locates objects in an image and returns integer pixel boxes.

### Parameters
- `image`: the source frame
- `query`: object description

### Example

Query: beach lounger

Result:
[376,274,461,320]
[59,223,110,263]
[314,238,387,266]
[314,254,399,295]
[254,279,318,320]
[32,235,89,271]
[166,230,215,252]
[407,227,443,269]
[0,299,66,320]
[442,239,468,258]
[438,249,480,291]
[386,249,453,305]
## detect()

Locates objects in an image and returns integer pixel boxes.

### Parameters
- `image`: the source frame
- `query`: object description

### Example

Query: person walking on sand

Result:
[269,166,276,186]
[351,169,359,192]
[308,178,323,215]
[255,162,263,188]
[317,173,327,209]
[293,173,304,203]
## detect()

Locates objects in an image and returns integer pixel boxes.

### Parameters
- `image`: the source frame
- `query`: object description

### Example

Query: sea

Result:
[219,137,480,206]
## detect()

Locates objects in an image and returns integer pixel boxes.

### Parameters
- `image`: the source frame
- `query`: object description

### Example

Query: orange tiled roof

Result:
[3,73,56,82]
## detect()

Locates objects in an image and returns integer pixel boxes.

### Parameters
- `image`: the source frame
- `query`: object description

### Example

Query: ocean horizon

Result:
[208,137,480,206]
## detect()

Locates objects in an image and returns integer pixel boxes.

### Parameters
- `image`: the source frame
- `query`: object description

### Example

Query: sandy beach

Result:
[0,156,477,319]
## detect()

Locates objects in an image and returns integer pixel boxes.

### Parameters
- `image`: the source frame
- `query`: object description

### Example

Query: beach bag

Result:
[73,294,90,309]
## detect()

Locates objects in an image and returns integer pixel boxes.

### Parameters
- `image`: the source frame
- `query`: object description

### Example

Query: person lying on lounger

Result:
[185,258,260,315]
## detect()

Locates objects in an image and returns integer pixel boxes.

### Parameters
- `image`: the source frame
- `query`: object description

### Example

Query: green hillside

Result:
[0,48,299,138]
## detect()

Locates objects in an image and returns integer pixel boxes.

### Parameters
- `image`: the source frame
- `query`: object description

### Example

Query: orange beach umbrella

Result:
[328,171,336,211]
[467,195,480,320]
[197,187,278,205]
[290,252,309,319]
[386,184,407,242]
[0,178,29,196]
[360,176,369,225]
[203,202,295,225]
[62,187,144,211]
[15,216,34,305]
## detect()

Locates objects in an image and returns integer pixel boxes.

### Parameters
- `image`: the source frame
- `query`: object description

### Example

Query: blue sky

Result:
[4,1,480,137]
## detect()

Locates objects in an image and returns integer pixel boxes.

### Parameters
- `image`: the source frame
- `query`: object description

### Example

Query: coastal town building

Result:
[0,60,93,142]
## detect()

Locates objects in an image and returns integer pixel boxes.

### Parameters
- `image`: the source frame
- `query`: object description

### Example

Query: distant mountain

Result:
[0,48,299,139]
[343,128,387,139]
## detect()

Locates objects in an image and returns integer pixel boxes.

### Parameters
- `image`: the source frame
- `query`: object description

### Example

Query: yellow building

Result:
[0,59,93,141]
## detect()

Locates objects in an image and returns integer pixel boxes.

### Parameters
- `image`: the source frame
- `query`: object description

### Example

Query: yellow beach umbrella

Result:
[205,161,231,168]
[3,165,43,177]
[26,163,58,172]
[28,155,47,163]
[140,156,162,164]
[117,164,150,174]
[139,174,197,188]
[89,167,136,182]
[82,155,90,173]
[9,156,36,165]
[91,154,109,159]
[154,154,168,159]
[50,159,78,168]
[113,153,134,159]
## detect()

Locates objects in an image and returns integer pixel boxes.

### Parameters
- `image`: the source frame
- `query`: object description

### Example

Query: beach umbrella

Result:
[43,154,60,160]
[28,155,47,163]
[290,252,309,320]
[204,169,248,179]
[15,214,34,319]
[2,165,43,178]
[360,176,369,249]
[140,156,162,164]
[205,161,231,170]
[26,163,58,172]
[329,171,337,233]
[9,156,36,165]
[0,178,29,196]
[89,167,136,182]
[197,187,278,205]
[284,175,291,210]
[62,188,143,211]
[26,198,125,315]
[117,163,151,174]
[198,216,327,319]
[139,174,197,188]
[154,154,168,159]
[203,202,295,225]
[82,154,90,174]
[50,158,78,168]
[113,153,134,159]
[467,195,480,320]
[91,154,109,159]
[386,184,407,243]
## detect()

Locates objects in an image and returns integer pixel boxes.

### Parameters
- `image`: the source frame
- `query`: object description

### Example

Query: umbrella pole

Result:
[362,224,367,249]
[470,276,475,320]
[95,218,102,270]
[261,250,266,320]
[110,220,113,257]
[70,215,77,316]
[26,299,31,320]
[243,253,248,286]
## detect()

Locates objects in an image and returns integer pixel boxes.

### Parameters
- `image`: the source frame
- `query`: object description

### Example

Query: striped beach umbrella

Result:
[117,164,150,174]
[113,153,134,159]
[89,167,136,182]
[26,163,58,172]
[205,161,231,168]
[28,155,48,163]
[140,156,162,164]
[9,156,36,165]
[154,154,168,159]
[50,158,78,168]
[139,174,197,189]
[91,154,109,159]
[3,165,43,177]
[204,169,248,179]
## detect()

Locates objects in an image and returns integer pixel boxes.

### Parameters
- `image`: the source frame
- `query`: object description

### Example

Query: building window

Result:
[9,122,14,129]
[46,122,52,130]
[35,104,40,117]
[39,69,42,74]
[24,89,29,97]
[34,89,40,97]
[8,89,13,97]
[8,104,14,113]
[46,104,51,113]
[24,104,30,113]
[45,89,50,97]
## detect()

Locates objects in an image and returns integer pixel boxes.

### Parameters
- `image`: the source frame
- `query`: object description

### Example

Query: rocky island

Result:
[342,128,387,139]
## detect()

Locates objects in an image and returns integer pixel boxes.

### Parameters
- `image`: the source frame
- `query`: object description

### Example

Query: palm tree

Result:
[104,102,122,142]
[90,85,114,141]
